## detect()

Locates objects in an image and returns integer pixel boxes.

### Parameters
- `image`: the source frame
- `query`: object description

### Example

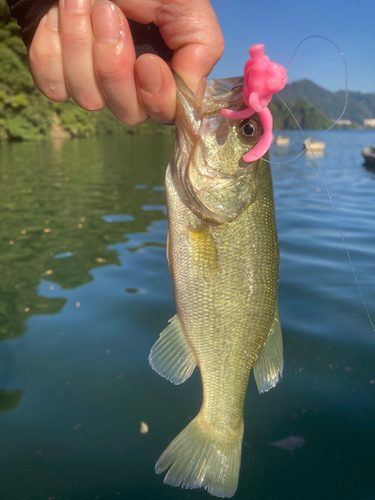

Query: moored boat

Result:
[275,135,290,146]
[362,146,375,165]
[303,137,325,152]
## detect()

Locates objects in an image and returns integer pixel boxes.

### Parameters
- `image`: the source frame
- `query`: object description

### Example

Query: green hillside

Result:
[269,98,331,130]
[1,0,364,137]
[0,0,172,141]
[279,79,375,125]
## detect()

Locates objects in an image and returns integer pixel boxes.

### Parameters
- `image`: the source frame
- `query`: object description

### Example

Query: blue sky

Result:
[209,0,375,94]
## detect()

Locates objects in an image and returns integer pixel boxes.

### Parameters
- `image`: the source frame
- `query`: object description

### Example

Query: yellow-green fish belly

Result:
[165,160,279,430]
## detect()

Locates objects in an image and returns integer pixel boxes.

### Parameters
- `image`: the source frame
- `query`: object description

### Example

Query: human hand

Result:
[29,0,224,125]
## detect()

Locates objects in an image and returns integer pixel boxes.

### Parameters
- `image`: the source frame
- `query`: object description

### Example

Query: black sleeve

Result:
[7,0,54,48]
[6,0,174,61]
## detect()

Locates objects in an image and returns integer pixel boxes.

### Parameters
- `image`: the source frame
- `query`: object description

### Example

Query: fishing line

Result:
[267,35,348,165]
[274,94,375,334]
[267,36,375,333]
[216,37,374,332]
[224,36,348,164]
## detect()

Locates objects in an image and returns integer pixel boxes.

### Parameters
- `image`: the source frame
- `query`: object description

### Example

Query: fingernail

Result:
[137,57,163,95]
[92,1,122,44]
[46,4,58,31]
[63,0,90,14]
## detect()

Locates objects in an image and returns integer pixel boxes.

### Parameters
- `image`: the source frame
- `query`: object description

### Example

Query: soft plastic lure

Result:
[220,44,288,161]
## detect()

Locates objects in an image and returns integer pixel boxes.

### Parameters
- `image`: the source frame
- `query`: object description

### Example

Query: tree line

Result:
[0,0,333,141]
[0,0,172,141]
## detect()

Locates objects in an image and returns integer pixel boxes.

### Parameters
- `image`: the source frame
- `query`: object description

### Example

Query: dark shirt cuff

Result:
[6,0,174,61]
[7,0,54,49]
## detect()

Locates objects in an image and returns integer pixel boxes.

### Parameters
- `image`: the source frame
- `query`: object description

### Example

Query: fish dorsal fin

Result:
[254,309,283,393]
[149,315,196,385]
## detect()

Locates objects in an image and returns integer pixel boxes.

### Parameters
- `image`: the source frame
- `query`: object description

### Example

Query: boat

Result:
[303,137,325,152]
[362,146,375,165]
[275,135,290,146]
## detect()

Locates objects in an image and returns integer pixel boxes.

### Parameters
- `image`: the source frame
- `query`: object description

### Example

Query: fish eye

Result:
[237,117,263,144]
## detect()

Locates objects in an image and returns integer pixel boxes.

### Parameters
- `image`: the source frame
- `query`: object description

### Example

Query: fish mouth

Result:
[170,73,262,225]
[171,135,260,226]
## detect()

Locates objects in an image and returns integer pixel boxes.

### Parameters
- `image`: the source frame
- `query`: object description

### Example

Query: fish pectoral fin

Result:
[253,309,283,393]
[188,225,218,273]
[149,315,196,385]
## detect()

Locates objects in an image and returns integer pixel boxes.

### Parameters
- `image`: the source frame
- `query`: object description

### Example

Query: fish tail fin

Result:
[155,413,243,498]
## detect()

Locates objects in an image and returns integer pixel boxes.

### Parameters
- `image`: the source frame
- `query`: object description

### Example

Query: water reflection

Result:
[0,136,173,344]
[362,161,375,176]
[305,150,325,158]
[0,131,374,500]
[0,389,24,414]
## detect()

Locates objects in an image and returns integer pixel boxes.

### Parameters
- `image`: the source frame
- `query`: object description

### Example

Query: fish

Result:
[149,73,283,498]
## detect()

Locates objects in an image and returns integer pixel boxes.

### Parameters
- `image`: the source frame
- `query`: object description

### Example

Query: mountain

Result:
[278,79,375,125]
[269,99,331,131]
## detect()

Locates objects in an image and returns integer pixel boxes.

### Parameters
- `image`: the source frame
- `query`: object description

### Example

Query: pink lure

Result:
[220,44,287,162]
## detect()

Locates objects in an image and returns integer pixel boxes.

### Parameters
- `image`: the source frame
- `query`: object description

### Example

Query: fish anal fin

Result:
[254,309,283,393]
[149,315,196,385]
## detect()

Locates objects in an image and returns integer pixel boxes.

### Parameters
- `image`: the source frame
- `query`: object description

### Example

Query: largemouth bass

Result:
[149,74,283,498]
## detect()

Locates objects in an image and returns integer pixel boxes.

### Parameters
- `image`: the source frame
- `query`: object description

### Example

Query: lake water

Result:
[0,130,374,500]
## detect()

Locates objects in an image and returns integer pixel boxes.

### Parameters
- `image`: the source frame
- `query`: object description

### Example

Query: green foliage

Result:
[54,100,98,139]
[289,100,332,129]
[5,113,38,140]
[269,99,332,130]
[279,79,375,125]
[0,0,13,28]
[7,34,29,62]
[0,0,350,138]
[0,390,24,414]
[0,43,34,93]
[0,117,6,140]
[0,2,56,141]
[135,119,175,135]
[9,92,29,108]
[96,107,174,136]
[0,135,173,342]
[0,0,174,141]
[96,107,131,136]
[0,85,54,141]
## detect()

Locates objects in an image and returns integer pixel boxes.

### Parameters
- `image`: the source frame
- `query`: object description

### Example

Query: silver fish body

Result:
[149,74,283,498]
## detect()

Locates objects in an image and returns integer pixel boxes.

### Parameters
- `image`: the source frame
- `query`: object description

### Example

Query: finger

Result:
[112,0,224,97]
[91,0,147,125]
[59,0,105,110]
[135,55,176,123]
[169,24,224,98]
[29,4,69,102]
[161,2,224,97]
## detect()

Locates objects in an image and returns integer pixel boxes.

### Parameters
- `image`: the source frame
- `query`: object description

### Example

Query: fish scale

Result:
[149,74,283,497]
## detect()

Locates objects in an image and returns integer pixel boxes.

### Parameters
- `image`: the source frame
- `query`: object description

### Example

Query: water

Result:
[0,130,374,500]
